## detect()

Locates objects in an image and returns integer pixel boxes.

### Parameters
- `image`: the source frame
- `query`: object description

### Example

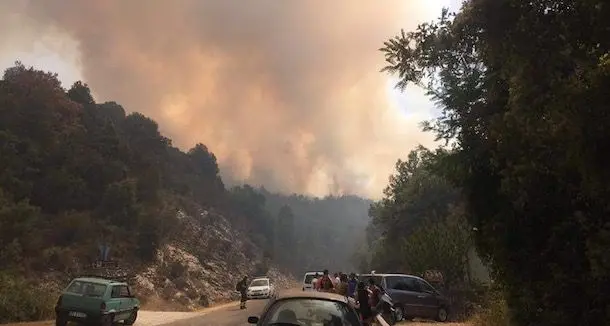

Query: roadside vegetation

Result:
[1,1,608,325]
[0,64,370,322]
[368,0,610,325]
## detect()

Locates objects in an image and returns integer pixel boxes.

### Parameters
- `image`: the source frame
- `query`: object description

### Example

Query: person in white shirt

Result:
[311,273,320,291]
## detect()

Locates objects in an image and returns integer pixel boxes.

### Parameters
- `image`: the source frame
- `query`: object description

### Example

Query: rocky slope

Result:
[132,208,297,310]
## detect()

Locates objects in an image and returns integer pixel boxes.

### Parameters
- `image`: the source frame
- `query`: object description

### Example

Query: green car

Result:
[55,277,140,326]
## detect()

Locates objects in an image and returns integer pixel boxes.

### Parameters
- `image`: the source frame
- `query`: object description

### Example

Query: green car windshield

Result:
[66,281,107,297]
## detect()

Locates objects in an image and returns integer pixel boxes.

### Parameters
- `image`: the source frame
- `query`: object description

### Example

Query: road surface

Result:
[3,299,468,326]
[155,299,469,326]
[160,299,268,326]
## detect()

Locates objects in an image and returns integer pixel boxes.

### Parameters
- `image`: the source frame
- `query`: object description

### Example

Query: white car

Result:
[302,271,323,291]
[247,277,274,299]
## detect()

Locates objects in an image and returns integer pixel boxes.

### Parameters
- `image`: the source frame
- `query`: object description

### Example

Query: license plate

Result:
[68,312,86,318]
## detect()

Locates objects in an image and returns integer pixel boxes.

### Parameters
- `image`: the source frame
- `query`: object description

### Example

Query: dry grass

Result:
[2,321,53,326]
[397,321,469,326]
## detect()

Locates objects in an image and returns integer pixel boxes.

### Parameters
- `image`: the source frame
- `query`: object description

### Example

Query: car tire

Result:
[436,306,449,322]
[55,313,67,326]
[393,306,404,322]
[124,309,138,325]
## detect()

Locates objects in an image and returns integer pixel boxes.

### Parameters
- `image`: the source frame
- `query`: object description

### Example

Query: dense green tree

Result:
[380,1,610,324]
[0,63,265,275]
[365,147,474,288]
[275,205,296,271]
[229,185,275,256]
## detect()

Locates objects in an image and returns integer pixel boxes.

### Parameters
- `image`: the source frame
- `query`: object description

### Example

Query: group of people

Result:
[311,270,384,325]
[236,271,388,325]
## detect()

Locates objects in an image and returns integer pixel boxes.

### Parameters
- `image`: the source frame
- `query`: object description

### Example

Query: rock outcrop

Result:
[133,209,296,310]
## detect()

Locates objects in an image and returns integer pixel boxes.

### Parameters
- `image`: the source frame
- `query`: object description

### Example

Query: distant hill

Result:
[261,189,373,274]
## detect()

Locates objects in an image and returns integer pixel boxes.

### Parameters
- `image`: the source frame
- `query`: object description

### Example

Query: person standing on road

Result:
[335,273,349,296]
[319,269,335,293]
[347,273,358,298]
[312,273,321,291]
[368,277,382,313]
[236,276,248,309]
[356,281,373,325]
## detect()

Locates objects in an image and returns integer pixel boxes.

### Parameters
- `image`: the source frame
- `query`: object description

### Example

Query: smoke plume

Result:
[0,0,439,198]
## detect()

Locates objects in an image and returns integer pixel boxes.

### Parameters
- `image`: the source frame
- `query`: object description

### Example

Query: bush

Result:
[0,271,57,323]
[443,281,490,321]
[471,287,511,326]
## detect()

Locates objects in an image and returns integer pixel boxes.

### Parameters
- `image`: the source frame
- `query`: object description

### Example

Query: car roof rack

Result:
[78,274,130,283]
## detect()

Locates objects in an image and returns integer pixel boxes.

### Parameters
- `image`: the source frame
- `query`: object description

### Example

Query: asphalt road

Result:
[156,300,468,326]
[163,299,269,326]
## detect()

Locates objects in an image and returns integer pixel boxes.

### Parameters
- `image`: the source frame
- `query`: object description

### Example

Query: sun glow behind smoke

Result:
[0,0,460,199]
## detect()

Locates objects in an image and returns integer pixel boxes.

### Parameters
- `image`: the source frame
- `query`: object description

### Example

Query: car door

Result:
[118,285,133,320]
[382,276,403,304]
[384,276,417,314]
[414,279,441,319]
[108,286,122,321]
[400,276,426,317]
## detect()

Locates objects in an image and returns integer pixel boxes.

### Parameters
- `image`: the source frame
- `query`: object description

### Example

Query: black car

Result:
[247,289,391,325]
[358,273,450,322]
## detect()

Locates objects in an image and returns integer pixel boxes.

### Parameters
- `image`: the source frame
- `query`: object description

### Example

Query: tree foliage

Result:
[366,147,474,288]
[380,1,610,325]
[0,61,380,320]
[0,62,234,273]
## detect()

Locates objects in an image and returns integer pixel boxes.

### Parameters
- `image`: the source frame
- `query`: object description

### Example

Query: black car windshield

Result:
[251,279,269,287]
[263,298,360,326]
[66,281,107,297]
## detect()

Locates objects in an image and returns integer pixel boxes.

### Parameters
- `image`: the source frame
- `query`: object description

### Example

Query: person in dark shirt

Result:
[356,281,373,325]
[347,273,358,298]
[236,276,248,309]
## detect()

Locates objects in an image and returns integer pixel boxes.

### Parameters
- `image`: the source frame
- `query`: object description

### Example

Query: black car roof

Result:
[274,289,349,303]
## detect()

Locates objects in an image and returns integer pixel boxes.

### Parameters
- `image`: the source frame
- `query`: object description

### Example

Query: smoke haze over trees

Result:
[0,0,447,198]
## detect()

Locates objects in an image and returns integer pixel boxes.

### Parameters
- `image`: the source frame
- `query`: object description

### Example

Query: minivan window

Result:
[417,280,437,294]
[385,276,403,290]
[402,277,420,292]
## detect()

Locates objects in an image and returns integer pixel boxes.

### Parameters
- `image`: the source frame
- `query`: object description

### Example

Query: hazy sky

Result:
[0,0,462,199]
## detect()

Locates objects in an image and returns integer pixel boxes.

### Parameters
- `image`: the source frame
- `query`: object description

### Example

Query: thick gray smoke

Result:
[0,0,439,198]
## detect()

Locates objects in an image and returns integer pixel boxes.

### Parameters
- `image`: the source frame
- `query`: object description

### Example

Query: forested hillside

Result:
[0,62,372,321]
[263,190,372,274]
